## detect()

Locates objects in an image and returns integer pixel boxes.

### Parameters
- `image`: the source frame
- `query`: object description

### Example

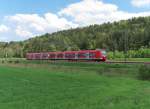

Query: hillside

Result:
[0,16,150,58]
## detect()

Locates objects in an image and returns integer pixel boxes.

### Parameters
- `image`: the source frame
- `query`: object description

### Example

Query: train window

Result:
[65,54,75,58]
[35,54,41,59]
[102,51,106,56]
[57,54,63,58]
[89,53,96,57]
[43,53,48,58]
[78,53,87,57]
[50,54,55,58]
[78,54,82,57]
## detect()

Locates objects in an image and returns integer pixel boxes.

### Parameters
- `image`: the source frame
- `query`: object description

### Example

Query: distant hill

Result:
[0,16,150,58]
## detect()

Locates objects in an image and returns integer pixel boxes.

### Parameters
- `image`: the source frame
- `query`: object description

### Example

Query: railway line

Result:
[105,61,150,65]
[47,60,150,65]
[1,59,150,65]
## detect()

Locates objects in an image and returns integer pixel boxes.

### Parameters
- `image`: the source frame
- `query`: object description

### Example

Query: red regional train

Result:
[26,49,107,62]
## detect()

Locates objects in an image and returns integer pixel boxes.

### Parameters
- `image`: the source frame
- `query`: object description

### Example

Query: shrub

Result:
[114,51,124,58]
[107,52,114,59]
[138,65,150,80]
[107,51,125,59]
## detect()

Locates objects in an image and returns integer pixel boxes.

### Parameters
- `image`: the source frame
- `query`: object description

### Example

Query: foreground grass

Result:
[0,63,149,109]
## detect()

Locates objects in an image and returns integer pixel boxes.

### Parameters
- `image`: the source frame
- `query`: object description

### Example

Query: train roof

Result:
[27,49,106,54]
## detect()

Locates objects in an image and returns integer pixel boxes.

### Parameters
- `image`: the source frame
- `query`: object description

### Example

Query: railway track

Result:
[49,60,150,64]
[105,61,150,64]
[50,60,150,65]
[23,59,150,65]
[65,61,150,65]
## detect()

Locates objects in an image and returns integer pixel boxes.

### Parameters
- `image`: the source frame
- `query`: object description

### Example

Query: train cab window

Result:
[102,51,106,56]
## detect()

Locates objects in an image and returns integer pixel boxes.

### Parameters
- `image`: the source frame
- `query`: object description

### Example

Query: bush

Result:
[114,51,124,58]
[138,65,150,80]
[107,51,125,59]
[107,52,114,59]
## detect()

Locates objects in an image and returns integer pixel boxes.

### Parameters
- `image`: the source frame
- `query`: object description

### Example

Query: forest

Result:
[0,16,150,58]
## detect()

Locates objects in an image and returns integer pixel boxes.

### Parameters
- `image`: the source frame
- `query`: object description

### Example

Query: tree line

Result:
[0,16,150,58]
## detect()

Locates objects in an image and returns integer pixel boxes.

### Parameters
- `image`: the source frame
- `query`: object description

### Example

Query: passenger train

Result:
[26,49,107,62]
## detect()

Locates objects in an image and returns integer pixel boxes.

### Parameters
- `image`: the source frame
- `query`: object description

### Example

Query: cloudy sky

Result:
[0,0,150,42]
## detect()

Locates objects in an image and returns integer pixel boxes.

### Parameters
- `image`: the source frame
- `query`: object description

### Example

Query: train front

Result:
[101,50,107,61]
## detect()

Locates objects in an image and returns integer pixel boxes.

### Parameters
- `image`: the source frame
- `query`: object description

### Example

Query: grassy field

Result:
[0,62,150,109]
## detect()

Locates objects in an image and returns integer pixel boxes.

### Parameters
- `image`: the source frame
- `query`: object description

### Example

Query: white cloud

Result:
[4,13,78,40]
[45,13,78,30]
[131,0,150,7]
[1,0,150,41]
[7,13,78,31]
[59,0,150,26]
[15,26,33,38]
[0,25,9,33]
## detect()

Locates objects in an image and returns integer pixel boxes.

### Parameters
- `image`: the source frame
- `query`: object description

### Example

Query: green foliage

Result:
[127,48,150,58]
[108,48,150,59]
[107,51,124,59]
[138,65,150,80]
[114,51,125,58]
[107,52,114,59]
[0,17,150,58]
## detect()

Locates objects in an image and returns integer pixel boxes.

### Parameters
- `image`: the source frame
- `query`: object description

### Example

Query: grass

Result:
[109,58,150,62]
[0,62,149,109]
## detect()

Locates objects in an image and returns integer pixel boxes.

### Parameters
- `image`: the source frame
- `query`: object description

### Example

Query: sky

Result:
[0,0,150,42]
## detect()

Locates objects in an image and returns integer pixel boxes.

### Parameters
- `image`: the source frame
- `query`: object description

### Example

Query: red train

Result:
[26,49,107,62]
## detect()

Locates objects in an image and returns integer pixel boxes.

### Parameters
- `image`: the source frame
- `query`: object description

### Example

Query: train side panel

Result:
[26,49,107,62]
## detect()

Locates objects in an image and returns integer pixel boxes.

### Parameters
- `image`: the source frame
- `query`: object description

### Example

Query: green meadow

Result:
[0,62,149,109]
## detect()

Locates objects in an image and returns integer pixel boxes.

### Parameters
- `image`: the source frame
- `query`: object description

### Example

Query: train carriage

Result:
[48,52,57,60]
[56,52,64,59]
[26,49,107,62]
[64,51,76,60]
[41,52,49,60]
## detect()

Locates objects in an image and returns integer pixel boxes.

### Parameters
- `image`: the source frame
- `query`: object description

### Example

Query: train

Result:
[26,49,107,62]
